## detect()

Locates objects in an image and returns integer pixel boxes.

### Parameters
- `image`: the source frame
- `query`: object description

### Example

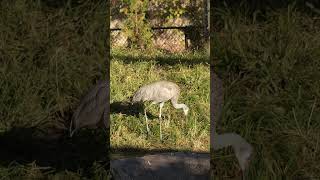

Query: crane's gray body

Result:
[69,80,108,137]
[132,80,189,140]
[133,81,181,104]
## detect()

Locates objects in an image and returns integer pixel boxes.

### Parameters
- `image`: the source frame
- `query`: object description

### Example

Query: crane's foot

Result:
[159,129,163,142]
[164,119,170,128]
[145,114,150,138]
[145,130,150,140]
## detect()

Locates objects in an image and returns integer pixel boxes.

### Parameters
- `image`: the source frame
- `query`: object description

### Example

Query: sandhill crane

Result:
[132,80,189,141]
[211,72,253,174]
[69,80,108,137]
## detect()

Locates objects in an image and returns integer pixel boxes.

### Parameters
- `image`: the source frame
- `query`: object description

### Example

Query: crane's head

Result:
[234,142,254,172]
[183,105,189,116]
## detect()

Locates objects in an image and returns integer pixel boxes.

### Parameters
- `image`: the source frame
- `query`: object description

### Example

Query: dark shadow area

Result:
[110,101,142,117]
[110,149,210,180]
[39,0,102,9]
[0,126,108,177]
[110,146,209,160]
[112,53,209,66]
[110,101,158,119]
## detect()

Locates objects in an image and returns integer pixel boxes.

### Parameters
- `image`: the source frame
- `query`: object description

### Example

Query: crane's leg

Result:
[144,102,156,135]
[159,102,164,118]
[159,102,164,141]
[144,108,150,134]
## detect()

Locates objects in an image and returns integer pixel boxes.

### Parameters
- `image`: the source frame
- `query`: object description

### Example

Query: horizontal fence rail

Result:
[111,25,208,53]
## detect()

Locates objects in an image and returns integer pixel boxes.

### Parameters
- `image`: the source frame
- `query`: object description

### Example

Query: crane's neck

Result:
[212,133,253,171]
[172,103,189,115]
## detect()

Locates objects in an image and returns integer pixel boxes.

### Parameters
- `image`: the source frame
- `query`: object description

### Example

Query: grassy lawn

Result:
[211,4,320,179]
[110,49,210,156]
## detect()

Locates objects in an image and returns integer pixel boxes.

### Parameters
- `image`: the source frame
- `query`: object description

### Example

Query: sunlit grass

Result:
[110,49,210,153]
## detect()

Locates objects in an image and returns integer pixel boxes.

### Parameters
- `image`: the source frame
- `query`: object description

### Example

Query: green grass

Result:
[110,49,210,154]
[211,3,320,179]
[0,1,110,179]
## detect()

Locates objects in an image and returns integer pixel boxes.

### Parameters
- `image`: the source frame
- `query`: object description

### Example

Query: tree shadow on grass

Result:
[112,53,209,66]
[0,126,109,177]
[39,0,103,9]
[110,146,209,160]
[110,101,158,119]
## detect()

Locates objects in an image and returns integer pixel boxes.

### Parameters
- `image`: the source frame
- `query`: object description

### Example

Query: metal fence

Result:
[111,25,207,53]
